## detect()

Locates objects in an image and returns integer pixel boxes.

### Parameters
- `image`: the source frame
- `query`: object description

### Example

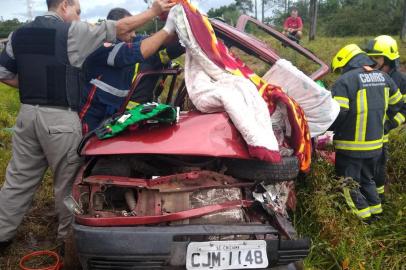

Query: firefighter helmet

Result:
[366,35,399,61]
[331,44,364,72]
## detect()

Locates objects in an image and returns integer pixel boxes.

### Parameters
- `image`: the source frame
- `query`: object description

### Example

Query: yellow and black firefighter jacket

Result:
[383,68,406,143]
[332,58,403,158]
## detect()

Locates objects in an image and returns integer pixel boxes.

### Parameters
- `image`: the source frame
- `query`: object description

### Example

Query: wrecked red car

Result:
[71,16,329,270]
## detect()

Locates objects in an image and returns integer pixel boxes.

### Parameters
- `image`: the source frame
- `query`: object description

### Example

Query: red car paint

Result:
[75,17,329,227]
[82,112,251,158]
[80,18,329,158]
[71,19,329,267]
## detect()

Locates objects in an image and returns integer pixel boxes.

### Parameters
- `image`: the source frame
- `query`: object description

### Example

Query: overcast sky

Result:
[0,0,235,22]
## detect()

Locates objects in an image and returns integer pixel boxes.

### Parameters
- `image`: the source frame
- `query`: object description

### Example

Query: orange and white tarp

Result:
[170,1,312,172]
[263,59,340,138]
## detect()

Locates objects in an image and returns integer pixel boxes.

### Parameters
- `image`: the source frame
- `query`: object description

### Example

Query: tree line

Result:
[207,0,406,39]
[0,19,24,39]
[1,0,406,39]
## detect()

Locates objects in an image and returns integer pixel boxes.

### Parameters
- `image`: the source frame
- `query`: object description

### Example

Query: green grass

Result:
[0,83,18,175]
[232,35,406,269]
[285,36,406,270]
[299,36,406,86]
[295,151,406,270]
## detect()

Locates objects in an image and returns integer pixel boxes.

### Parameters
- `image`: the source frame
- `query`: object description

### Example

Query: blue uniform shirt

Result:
[80,37,184,133]
[80,36,147,132]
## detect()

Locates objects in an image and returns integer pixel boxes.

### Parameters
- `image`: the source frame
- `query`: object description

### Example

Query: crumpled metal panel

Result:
[83,171,251,193]
[189,188,245,224]
[252,181,297,239]
[253,181,295,218]
[134,188,245,225]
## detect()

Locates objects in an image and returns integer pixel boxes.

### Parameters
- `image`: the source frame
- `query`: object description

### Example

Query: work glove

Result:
[151,0,176,17]
[163,7,177,34]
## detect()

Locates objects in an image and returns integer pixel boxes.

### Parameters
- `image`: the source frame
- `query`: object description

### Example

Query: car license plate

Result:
[186,240,268,270]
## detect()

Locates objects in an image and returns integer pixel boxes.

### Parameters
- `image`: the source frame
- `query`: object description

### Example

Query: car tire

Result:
[224,156,299,183]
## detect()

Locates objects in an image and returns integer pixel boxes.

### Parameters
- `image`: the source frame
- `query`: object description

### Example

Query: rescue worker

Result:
[80,8,184,133]
[365,35,406,202]
[0,0,176,253]
[330,44,403,222]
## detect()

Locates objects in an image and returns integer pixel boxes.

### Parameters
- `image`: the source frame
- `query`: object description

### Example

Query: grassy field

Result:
[295,147,406,270]
[0,36,405,269]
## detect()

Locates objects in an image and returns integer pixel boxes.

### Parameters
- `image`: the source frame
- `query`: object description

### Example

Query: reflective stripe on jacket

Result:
[384,69,406,139]
[332,63,403,158]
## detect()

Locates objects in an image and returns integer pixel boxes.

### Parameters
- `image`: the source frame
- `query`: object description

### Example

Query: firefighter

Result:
[365,35,406,202]
[330,44,403,222]
[80,8,184,133]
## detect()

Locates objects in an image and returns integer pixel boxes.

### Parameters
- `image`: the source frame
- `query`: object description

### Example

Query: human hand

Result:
[163,16,176,34]
[151,0,176,16]
[163,7,176,34]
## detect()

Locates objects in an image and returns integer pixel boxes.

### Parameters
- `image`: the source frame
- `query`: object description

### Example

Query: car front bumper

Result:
[73,223,309,270]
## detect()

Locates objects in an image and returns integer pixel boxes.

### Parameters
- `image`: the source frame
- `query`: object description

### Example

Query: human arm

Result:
[109,31,178,68]
[0,32,18,86]
[139,7,181,61]
[386,76,404,130]
[329,79,350,131]
[116,0,175,40]
[68,20,118,68]
[140,31,175,60]
[109,8,179,68]
[398,75,406,124]
[68,0,176,68]
[387,73,406,129]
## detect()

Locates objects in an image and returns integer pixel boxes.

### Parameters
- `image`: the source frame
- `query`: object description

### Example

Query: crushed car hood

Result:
[81,111,251,158]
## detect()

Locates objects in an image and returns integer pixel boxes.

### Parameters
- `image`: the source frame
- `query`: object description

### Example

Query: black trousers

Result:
[374,143,388,194]
[335,153,382,218]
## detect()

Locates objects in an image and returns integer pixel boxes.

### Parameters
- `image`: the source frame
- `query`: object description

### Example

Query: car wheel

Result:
[224,156,299,183]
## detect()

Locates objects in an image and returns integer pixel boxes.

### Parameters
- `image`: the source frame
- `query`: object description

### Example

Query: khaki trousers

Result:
[0,104,82,241]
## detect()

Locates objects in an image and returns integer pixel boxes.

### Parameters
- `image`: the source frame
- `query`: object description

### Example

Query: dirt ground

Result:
[0,176,60,269]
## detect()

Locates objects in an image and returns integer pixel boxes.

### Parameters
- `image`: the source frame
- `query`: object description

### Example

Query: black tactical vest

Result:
[12,14,82,110]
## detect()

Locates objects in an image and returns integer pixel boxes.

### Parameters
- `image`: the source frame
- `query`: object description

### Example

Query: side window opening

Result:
[244,21,322,77]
